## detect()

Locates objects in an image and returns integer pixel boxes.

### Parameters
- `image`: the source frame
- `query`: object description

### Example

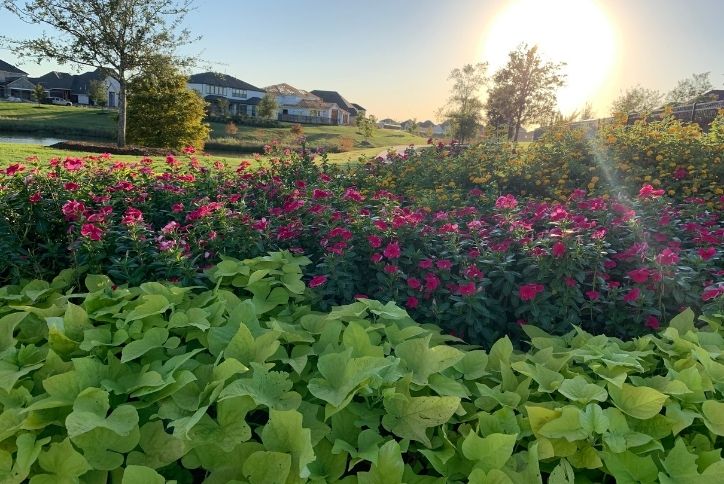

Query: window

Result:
[231,89,247,98]
[206,84,224,95]
[310,109,320,117]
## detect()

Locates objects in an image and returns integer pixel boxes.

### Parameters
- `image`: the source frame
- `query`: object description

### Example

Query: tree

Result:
[579,102,595,120]
[405,118,419,134]
[88,79,107,108]
[359,115,377,139]
[2,0,196,147]
[484,44,566,142]
[31,83,45,102]
[257,93,277,119]
[439,63,487,143]
[610,85,662,115]
[666,72,713,104]
[215,97,230,118]
[126,55,209,150]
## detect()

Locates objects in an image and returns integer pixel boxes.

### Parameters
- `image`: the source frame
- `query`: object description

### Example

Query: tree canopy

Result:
[439,63,488,143]
[484,44,566,142]
[610,85,663,115]
[666,72,713,104]
[2,0,197,147]
[126,56,209,150]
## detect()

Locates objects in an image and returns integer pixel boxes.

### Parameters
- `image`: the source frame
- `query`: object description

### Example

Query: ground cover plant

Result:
[0,252,722,483]
[1,131,722,347]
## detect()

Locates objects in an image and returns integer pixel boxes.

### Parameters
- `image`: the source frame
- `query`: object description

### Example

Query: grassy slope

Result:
[0,102,117,138]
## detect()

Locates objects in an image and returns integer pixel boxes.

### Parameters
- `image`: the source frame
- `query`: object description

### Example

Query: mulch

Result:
[50,140,175,157]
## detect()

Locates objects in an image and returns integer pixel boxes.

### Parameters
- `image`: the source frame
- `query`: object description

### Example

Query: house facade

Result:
[29,68,120,107]
[310,90,362,125]
[188,72,265,117]
[265,83,348,125]
[0,59,32,100]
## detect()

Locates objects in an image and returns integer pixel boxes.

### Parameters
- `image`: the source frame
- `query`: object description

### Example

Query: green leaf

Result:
[658,438,701,483]
[608,383,668,419]
[126,421,187,469]
[357,440,405,484]
[538,406,589,442]
[120,327,168,363]
[580,403,609,435]
[65,388,139,438]
[121,465,165,484]
[381,394,459,447]
[548,459,575,484]
[124,295,170,322]
[602,451,658,484]
[461,432,517,473]
[510,361,563,393]
[468,468,515,484]
[701,400,724,435]
[666,402,698,435]
[30,439,90,484]
[395,335,464,385]
[261,409,315,480]
[308,350,396,409]
[668,308,695,333]
[242,451,291,484]
[558,376,608,404]
[454,350,489,380]
[220,362,301,410]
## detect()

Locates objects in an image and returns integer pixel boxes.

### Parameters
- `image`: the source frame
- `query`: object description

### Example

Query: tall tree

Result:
[88,79,107,108]
[484,44,566,142]
[439,63,487,143]
[610,85,662,115]
[2,0,196,147]
[31,83,45,102]
[666,72,713,104]
[257,93,278,119]
[126,55,209,150]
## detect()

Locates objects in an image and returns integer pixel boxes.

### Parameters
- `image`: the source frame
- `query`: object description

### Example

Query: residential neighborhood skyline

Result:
[1,0,722,121]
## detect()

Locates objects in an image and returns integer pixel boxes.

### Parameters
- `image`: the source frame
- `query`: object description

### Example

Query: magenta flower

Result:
[383,241,401,259]
[623,287,640,303]
[628,268,650,284]
[638,184,665,198]
[80,223,103,241]
[495,194,518,210]
[519,283,544,302]
[551,241,566,258]
[309,275,327,288]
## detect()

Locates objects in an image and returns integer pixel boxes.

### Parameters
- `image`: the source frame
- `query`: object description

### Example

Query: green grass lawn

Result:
[210,122,428,150]
[0,101,117,139]
[0,142,414,167]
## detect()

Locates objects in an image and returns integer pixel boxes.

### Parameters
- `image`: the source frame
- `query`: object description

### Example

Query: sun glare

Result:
[481,0,618,116]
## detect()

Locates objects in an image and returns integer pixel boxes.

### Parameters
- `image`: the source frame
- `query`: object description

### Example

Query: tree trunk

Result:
[513,122,521,144]
[117,79,127,147]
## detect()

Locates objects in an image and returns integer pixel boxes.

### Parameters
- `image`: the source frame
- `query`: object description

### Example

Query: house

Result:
[265,83,349,125]
[377,118,402,130]
[310,90,361,125]
[188,72,265,117]
[352,103,366,117]
[0,59,33,100]
[29,68,120,107]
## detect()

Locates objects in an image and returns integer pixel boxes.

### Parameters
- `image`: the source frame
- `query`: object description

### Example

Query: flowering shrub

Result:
[1,139,722,347]
[1,255,722,482]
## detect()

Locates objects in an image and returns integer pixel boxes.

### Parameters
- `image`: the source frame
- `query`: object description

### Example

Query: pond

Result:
[0,135,67,146]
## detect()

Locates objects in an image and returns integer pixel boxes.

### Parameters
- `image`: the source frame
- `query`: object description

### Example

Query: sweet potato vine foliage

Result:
[0,252,722,482]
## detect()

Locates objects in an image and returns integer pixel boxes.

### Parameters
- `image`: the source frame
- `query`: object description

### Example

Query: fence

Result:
[277,113,337,125]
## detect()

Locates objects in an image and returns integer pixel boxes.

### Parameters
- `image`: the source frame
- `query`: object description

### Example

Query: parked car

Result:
[49,97,73,106]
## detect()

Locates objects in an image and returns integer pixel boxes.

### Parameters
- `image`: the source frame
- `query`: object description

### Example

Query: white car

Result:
[49,97,73,106]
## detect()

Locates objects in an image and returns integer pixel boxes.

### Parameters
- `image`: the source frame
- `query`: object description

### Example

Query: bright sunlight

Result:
[481,0,618,116]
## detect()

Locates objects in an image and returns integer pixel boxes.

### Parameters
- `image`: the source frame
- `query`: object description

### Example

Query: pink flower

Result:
[182,145,196,154]
[495,194,518,210]
[407,277,421,290]
[312,188,331,199]
[628,268,650,284]
[698,247,716,261]
[702,287,724,301]
[424,273,440,292]
[383,241,401,259]
[419,259,433,269]
[62,200,86,221]
[62,158,84,171]
[28,192,42,203]
[171,203,184,213]
[656,248,679,266]
[551,241,566,258]
[121,207,144,225]
[406,296,419,309]
[458,282,476,297]
[564,277,577,288]
[623,287,640,303]
[370,253,383,263]
[161,221,179,234]
[309,275,327,288]
[645,315,660,330]
[367,235,382,248]
[638,184,665,198]
[585,290,600,301]
[4,163,25,176]
[519,283,544,302]
[80,223,103,241]
[436,259,452,270]
[383,264,398,274]
[464,265,484,280]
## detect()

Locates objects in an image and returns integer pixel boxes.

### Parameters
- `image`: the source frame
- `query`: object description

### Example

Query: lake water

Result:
[0,135,66,146]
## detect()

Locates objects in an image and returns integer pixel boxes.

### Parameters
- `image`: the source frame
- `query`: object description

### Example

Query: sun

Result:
[481,0,618,117]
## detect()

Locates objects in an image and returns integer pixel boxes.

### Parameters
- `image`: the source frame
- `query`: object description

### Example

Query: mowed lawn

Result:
[0,102,117,138]
[0,142,404,167]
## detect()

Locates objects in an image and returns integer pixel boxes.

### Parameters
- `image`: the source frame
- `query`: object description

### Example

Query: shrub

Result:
[224,121,238,137]
[1,253,722,482]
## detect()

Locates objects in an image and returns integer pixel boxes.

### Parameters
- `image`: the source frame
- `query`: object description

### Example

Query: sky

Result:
[1,0,722,122]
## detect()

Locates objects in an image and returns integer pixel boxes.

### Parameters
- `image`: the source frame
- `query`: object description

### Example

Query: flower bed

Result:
[1,142,722,347]
[1,253,722,482]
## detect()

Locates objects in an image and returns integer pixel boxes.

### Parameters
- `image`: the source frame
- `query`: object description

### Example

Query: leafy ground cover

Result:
[0,252,722,483]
